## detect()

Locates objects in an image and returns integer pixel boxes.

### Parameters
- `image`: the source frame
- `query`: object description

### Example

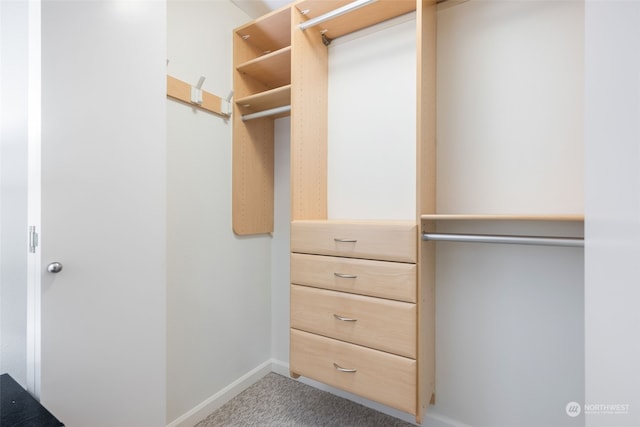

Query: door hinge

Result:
[29,226,39,253]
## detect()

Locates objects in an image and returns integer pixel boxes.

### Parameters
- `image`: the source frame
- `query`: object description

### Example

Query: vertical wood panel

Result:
[232,111,274,235]
[290,7,328,221]
[416,0,437,423]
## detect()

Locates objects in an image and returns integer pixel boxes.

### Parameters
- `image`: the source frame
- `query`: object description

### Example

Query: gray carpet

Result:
[194,373,416,427]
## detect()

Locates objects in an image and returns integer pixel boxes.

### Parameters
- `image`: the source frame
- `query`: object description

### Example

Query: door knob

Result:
[47,262,63,273]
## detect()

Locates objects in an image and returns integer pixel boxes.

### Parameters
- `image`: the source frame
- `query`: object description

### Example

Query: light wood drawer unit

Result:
[290,219,420,414]
[290,253,416,303]
[236,1,437,421]
[290,329,417,415]
[291,285,416,358]
[291,220,417,263]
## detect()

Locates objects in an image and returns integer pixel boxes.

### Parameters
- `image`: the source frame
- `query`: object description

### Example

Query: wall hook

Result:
[191,76,206,105]
[222,90,234,116]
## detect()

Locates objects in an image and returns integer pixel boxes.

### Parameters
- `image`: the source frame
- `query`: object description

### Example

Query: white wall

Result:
[166,1,272,424]
[433,224,584,427]
[327,15,417,220]
[584,2,640,426]
[272,117,291,365]
[0,0,29,387]
[437,0,583,214]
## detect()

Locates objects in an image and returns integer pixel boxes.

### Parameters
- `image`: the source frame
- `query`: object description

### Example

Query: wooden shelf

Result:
[235,6,291,53]
[421,214,584,222]
[295,0,416,40]
[236,85,291,114]
[236,46,291,88]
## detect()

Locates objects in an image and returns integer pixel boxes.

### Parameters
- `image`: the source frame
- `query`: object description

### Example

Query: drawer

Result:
[290,253,416,303]
[291,285,416,358]
[290,329,416,415]
[291,220,417,263]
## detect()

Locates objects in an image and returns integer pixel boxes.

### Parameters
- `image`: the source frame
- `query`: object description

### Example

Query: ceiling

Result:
[230,0,291,19]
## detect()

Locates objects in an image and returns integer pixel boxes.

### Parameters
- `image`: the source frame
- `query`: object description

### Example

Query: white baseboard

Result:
[270,359,473,427]
[270,358,291,377]
[166,360,272,427]
[168,359,472,427]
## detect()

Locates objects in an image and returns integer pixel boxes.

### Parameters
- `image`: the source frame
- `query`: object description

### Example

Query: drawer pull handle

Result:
[334,238,357,243]
[333,363,357,373]
[334,273,357,279]
[333,314,357,322]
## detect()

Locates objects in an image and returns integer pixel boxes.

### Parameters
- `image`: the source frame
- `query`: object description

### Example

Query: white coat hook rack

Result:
[166,74,231,118]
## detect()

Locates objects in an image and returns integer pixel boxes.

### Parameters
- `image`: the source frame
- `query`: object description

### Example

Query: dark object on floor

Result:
[0,373,64,427]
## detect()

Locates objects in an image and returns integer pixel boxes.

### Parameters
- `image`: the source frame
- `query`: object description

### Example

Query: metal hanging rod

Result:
[422,233,584,248]
[241,105,291,121]
[299,0,377,31]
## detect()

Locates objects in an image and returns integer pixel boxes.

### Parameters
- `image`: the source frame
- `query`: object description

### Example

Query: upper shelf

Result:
[236,84,291,114]
[294,0,416,40]
[235,6,292,54]
[421,214,584,222]
[236,46,292,88]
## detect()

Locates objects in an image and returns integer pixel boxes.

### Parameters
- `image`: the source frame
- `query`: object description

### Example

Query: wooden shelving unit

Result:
[287,1,436,424]
[232,6,292,235]
[233,0,584,423]
[231,0,584,422]
[233,1,437,423]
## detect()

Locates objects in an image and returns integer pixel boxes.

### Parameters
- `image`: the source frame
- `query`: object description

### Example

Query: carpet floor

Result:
[194,373,416,427]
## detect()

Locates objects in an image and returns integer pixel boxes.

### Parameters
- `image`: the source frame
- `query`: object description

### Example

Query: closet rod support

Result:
[422,233,584,248]
[298,0,377,31]
[241,105,291,121]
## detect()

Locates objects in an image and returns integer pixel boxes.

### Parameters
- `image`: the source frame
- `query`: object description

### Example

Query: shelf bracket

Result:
[321,31,333,46]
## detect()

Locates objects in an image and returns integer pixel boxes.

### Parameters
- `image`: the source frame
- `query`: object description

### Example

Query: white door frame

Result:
[26,0,41,399]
